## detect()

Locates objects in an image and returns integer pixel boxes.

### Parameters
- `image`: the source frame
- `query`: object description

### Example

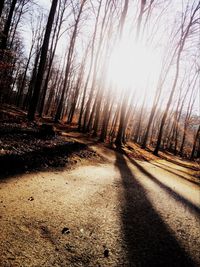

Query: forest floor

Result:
[0,105,200,267]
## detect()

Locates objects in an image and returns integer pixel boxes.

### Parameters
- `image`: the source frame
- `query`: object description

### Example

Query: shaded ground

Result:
[0,105,200,266]
[0,132,100,178]
[0,106,102,178]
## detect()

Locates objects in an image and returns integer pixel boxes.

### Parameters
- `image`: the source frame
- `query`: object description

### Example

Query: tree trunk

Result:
[99,91,114,142]
[134,96,145,143]
[82,1,111,131]
[39,2,66,116]
[0,0,17,50]
[115,92,128,146]
[0,0,5,19]
[16,43,34,107]
[78,1,102,130]
[9,0,27,49]
[191,125,200,160]
[23,49,40,110]
[54,0,86,122]
[153,3,199,155]
[28,0,58,121]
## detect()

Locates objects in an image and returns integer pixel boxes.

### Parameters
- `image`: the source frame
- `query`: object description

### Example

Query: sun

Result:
[107,39,161,98]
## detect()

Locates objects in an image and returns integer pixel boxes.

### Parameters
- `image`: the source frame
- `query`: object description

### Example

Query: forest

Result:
[0,0,200,266]
[0,0,199,157]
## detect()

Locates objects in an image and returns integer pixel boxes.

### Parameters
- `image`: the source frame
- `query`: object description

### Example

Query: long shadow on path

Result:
[123,152,200,216]
[115,152,196,267]
[149,161,200,187]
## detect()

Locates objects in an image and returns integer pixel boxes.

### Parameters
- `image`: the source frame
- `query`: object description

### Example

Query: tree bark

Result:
[0,0,5,19]
[0,0,17,50]
[190,125,200,159]
[28,0,58,121]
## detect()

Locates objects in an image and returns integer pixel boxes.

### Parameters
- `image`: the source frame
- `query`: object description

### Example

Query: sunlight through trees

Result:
[0,0,199,157]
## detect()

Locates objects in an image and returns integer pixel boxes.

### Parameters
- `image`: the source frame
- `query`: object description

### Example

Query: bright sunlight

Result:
[108,39,162,98]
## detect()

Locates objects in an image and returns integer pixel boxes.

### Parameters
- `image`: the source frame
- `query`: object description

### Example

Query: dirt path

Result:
[0,143,200,267]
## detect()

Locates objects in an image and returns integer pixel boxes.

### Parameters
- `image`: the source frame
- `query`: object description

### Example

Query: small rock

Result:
[104,249,109,257]
[62,227,70,234]
[65,243,75,252]
[28,196,34,201]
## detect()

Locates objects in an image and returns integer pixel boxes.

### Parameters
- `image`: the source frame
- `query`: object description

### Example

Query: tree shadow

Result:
[123,151,200,216]
[152,160,198,176]
[0,141,88,179]
[149,161,200,187]
[115,151,196,266]
[158,152,199,171]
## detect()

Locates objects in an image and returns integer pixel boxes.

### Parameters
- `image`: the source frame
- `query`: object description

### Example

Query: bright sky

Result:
[108,39,162,96]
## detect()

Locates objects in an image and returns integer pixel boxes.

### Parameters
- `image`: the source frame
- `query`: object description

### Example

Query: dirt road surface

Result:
[0,142,200,267]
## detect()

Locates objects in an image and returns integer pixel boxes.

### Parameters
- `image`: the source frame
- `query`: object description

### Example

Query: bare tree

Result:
[0,0,17,50]
[153,2,200,155]
[55,0,87,122]
[0,0,5,19]
[191,125,200,159]
[28,0,58,120]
